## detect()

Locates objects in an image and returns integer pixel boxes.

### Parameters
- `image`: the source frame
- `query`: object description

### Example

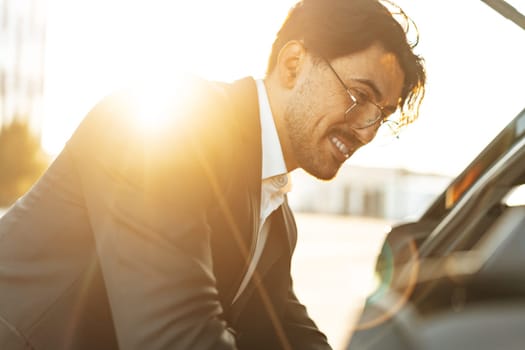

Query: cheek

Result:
[303,113,344,149]
[314,106,345,133]
[308,95,346,132]
[293,77,346,135]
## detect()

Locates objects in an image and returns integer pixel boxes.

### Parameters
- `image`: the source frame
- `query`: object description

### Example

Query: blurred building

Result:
[289,166,452,222]
[0,0,47,135]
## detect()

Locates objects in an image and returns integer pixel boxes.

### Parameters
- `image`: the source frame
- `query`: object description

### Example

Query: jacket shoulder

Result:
[65,75,245,207]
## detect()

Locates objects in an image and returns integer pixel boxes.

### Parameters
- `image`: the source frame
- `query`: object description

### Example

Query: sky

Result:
[41,0,525,177]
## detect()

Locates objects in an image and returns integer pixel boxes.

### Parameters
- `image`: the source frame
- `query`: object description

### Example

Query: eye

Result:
[349,88,370,104]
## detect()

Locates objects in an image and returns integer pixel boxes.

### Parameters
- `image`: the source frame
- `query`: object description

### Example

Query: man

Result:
[0,0,425,349]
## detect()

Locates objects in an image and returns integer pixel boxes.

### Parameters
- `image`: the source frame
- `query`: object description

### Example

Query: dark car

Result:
[346,106,525,350]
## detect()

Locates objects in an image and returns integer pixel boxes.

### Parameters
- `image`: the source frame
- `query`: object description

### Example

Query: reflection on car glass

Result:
[445,109,525,208]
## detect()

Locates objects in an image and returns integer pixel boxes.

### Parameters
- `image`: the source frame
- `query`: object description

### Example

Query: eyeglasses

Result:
[321,57,395,131]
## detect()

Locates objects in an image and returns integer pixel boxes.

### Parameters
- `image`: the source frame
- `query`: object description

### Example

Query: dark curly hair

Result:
[266,0,426,127]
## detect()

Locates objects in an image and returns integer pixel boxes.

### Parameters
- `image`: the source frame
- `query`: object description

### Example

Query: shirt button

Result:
[271,174,288,188]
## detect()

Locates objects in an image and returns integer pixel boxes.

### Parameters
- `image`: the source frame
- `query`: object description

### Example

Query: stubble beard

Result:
[283,89,340,181]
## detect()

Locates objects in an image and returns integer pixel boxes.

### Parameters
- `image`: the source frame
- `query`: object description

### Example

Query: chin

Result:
[314,172,337,181]
[305,164,340,181]
[297,152,342,180]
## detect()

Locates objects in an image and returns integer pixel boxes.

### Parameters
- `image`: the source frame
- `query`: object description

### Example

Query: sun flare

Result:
[130,72,203,136]
[135,85,177,133]
[42,0,297,156]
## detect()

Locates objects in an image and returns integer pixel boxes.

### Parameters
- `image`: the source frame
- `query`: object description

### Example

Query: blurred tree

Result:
[0,120,50,207]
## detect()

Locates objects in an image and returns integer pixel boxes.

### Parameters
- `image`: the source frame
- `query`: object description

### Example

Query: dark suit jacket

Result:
[0,77,331,350]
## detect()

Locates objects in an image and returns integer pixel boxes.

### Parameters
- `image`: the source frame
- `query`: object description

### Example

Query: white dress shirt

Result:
[232,79,291,303]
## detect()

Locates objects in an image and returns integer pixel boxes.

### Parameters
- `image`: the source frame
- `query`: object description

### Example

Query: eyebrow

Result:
[351,78,383,101]
[351,78,397,113]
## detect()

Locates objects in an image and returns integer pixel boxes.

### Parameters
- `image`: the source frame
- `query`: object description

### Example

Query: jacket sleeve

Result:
[282,278,333,350]
[67,81,239,349]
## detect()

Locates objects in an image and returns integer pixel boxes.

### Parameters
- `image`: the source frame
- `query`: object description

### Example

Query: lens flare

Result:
[354,238,420,330]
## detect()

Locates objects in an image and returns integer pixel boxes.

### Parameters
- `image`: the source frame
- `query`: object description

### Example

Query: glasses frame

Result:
[321,56,390,130]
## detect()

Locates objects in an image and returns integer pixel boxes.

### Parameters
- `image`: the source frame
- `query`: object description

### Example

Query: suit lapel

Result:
[220,78,296,321]
[229,199,297,322]
[230,77,262,229]
[216,77,263,305]
[280,197,298,252]
[255,198,297,279]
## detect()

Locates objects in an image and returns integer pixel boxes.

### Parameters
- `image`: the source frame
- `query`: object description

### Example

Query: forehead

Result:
[330,43,405,105]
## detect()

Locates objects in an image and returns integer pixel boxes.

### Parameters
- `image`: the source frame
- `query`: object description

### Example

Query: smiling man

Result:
[0,0,425,349]
[273,41,408,180]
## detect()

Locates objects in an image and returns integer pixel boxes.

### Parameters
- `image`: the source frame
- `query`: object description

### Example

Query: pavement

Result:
[292,213,391,350]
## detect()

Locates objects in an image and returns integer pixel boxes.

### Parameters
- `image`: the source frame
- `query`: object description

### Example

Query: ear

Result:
[276,40,307,89]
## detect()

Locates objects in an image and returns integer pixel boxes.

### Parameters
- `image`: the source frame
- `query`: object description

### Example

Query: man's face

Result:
[283,43,405,180]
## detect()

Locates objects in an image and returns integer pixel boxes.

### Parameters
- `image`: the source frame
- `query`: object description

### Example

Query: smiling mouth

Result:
[330,135,351,159]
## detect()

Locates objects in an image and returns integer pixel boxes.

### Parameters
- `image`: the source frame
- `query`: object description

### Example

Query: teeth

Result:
[331,136,350,158]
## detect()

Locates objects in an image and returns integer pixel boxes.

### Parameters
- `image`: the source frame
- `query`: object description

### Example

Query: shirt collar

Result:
[256,79,288,180]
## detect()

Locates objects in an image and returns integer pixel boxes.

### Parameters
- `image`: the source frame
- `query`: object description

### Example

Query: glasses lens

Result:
[347,101,383,129]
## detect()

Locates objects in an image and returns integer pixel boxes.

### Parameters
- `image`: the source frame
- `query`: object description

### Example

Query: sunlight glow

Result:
[43,0,525,173]
[134,80,181,134]
[42,0,296,156]
[130,72,202,137]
